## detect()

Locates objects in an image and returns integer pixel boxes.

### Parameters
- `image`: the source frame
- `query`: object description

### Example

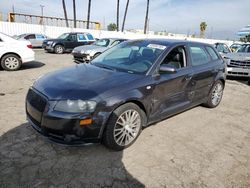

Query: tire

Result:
[204,80,224,108]
[54,45,64,54]
[1,54,22,71]
[103,103,146,151]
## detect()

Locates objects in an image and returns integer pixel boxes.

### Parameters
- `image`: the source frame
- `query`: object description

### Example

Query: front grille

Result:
[227,71,249,76]
[229,60,250,69]
[26,89,47,112]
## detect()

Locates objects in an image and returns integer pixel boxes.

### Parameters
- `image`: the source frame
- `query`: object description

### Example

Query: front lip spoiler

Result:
[27,116,98,147]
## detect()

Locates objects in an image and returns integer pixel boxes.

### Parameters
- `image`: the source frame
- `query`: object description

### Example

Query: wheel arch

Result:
[0,52,22,63]
[99,99,148,139]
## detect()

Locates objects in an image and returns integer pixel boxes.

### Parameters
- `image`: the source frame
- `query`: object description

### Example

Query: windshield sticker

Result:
[147,44,167,50]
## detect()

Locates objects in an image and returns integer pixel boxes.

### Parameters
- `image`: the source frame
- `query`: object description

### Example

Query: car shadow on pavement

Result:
[0,123,145,188]
[20,61,45,70]
[226,76,250,86]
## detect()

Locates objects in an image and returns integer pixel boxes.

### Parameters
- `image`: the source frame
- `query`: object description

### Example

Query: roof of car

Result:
[129,38,210,46]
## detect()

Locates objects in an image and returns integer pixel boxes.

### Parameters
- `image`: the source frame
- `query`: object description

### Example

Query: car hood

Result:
[73,45,106,53]
[225,53,250,61]
[33,64,143,100]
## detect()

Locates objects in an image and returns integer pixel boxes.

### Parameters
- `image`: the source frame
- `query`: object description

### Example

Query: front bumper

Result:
[26,88,106,145]
[226,66,250,77]
[71,52,92,63]
[42,44,54,52]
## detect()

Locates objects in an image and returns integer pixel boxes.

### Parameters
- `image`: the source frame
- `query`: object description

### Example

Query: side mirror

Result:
[159,64,177,74]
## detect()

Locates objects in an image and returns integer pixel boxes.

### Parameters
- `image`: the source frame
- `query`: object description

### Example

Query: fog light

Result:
[80,118,92,126]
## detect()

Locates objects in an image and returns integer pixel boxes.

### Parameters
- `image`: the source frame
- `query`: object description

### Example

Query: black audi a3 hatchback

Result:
[26,39,226,150]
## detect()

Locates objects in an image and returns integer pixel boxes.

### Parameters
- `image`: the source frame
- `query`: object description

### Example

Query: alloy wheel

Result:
[211,82,223,106]
[113,110,141,146]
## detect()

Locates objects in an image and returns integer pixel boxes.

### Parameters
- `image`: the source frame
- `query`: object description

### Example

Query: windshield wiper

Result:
[94,64,116,71]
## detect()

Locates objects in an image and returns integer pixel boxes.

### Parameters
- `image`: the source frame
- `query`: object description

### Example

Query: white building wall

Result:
[0,21,235,46]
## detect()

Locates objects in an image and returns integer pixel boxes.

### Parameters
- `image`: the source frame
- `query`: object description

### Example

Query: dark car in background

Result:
[42,32,95,54]
[72,38,127,63]
[26,39,225,150]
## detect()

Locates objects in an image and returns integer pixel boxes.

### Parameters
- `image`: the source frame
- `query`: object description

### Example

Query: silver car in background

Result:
[225,43,250,77]
[15,33,48,48]
[71,38,127,63]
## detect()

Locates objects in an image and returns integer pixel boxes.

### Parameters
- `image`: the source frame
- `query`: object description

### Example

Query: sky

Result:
[0,0,249,39]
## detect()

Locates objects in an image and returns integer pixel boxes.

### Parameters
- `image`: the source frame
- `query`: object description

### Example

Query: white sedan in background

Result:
[0,32,35,71]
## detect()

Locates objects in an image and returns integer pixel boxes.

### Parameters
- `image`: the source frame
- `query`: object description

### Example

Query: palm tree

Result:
[144,0,149,34]
[116,0,120,31]
[200,22,207,38]
[73,0,76,28]
[62,0,69,27]
[121,0,129,32]
[87,0,92,29]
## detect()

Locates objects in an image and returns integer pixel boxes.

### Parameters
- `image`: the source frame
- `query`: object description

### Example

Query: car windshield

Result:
[91,40,167,74]
[94,39,110,47]
[57,33,69,39]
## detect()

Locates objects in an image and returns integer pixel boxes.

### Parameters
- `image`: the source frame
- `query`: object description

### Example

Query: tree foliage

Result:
[240,35,250,42]
[200,22,207,38]
[107,23,117,31]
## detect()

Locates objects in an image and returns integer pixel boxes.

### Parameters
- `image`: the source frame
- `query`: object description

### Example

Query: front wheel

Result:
[1,54,22,71]
[103,103,146,151]
[204,80,224,108]
[54,45,64,54]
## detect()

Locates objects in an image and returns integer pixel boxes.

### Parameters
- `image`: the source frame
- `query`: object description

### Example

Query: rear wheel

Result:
[103,103,146,151]
[1,54,22,71]
[54,45,64,54]
[204,80,224,108]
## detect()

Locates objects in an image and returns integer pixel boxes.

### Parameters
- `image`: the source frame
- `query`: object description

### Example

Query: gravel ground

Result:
[0,50,250,188]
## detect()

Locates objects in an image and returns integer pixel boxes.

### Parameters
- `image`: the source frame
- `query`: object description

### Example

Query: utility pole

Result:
[62,0,69,27]
[87,0,92,29]
[121,0,129,32]
[73,0,76,28]
[40,5,45,25]
[12,5,15,13]
[116,0,120,31]
[144,0,149,34]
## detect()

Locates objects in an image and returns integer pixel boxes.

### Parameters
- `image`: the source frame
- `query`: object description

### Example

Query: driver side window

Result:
[161,46,187,70]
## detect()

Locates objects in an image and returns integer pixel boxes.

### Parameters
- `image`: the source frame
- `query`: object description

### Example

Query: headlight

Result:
[47,41,53,45]
[54,100,97,113]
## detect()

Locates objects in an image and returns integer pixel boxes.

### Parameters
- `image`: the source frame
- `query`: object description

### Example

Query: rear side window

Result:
[190,46,210,66]
[25,34,36,39]
[36,34,45,39]
[77,34,87,41]
[206,47,219,60]
[86,34,94,40]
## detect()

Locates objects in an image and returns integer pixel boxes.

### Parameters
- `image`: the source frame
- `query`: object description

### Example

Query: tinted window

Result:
[69,34,77,41]
[25,34,36,39]
[206,47,219,60]
[190,46,210,66]
[0,37,2,42]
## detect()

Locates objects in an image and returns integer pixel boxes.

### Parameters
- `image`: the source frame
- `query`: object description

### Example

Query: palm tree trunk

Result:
[73,0,76,28]
[62,0,69,27]
[116,0,120,31]
[87,0,92,29]
[144,0,149,34]
[121,0,129,32]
